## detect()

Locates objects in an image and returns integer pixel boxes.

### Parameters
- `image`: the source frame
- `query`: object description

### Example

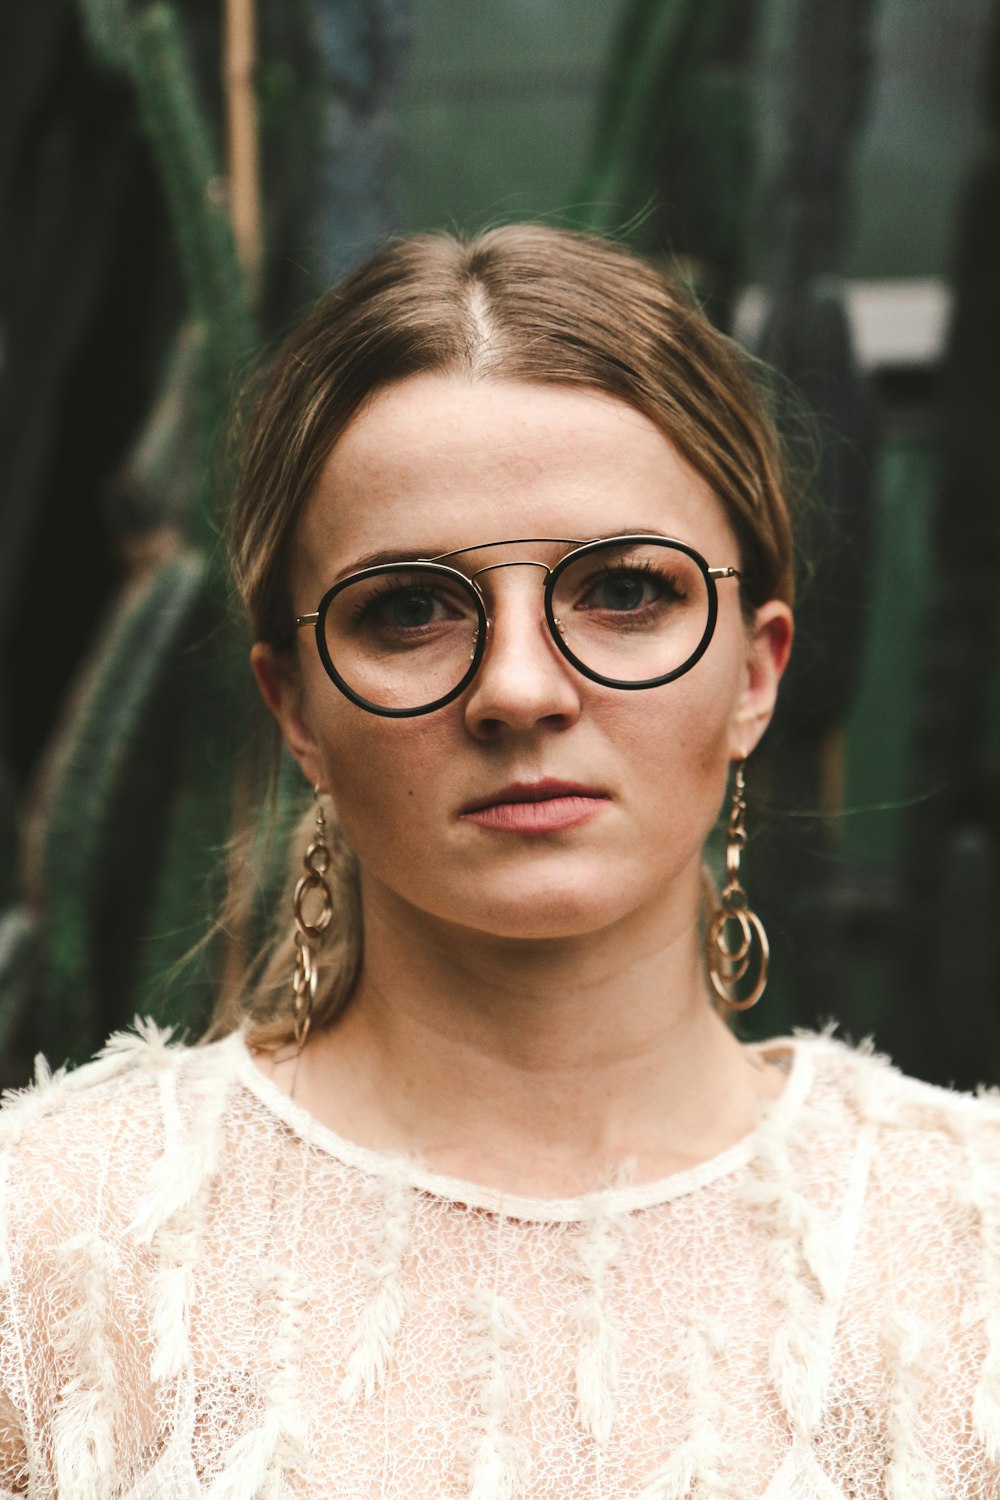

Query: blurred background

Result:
[1,0,998,1089]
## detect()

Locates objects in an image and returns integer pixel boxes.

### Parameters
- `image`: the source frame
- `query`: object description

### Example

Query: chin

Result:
[430,868,647,943]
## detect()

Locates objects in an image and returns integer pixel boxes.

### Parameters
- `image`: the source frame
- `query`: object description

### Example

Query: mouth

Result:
[458,779,611,833]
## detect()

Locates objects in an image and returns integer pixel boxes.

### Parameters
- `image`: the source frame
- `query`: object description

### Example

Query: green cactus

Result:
[573,0,757,316]
[76,0,133,72]
[6,0,412,1073]
[32,551,209,1061]
[6,0,263,1066]
[577,0,736,223]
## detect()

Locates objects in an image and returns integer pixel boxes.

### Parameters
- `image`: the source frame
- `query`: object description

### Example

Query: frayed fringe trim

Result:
[882,1307,939,1500]
[635,1438,707,1500]
[743,1105,841,1441]
[338,1156,413,1406]
[463,1289,529,1500]
[636,1317,730,1500]
[1,1020,181,1285]
[50,1231,118,1499]
[203,1410,290,1500]
[0,1056,69,1287]
[255,1261,311,1486]
[128,1058,234,1385]
[200,1261,312,1500]
[574,1190,623,1444]
[128,1065,232,1244]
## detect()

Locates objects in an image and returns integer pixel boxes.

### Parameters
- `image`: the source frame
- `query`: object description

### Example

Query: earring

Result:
[705,759,769,1011]
[291,788,334,1047]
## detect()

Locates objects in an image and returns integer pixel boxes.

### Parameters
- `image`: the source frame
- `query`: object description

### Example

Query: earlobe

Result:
[250,642,322,783]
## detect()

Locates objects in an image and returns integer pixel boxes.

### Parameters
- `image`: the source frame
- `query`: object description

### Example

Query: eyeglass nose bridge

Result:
[468,557,554,581]
[460,558,562,659]
[464,559,562,661]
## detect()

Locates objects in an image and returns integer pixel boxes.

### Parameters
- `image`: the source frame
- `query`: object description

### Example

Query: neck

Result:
[285,872,783,1197]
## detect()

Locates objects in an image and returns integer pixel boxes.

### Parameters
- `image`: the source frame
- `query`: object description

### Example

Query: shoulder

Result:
[795,1025,1000,1153]
[790,1027,1000,1220]
[0,1020,245,1249]
[787,1033,1000,1472]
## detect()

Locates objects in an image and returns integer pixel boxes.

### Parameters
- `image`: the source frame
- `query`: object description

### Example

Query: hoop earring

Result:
[706,759,769,1011]
[291,788,334,1047]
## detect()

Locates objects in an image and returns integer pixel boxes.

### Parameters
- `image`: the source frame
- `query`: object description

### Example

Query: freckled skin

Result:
[260,376,790,952]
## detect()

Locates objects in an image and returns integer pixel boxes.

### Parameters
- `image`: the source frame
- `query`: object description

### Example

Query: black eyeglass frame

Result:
[293,534,742,719]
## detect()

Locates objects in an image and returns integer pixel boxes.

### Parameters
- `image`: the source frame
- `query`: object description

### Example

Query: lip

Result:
[458,779,610,833]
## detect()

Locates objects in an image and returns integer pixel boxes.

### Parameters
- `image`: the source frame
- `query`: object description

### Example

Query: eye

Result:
[347,574,474,633]
[577,561,686,613]
[591,571,653,611]
[383,588,440,628]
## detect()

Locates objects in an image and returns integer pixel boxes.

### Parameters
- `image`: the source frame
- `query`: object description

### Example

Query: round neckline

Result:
[231,1031,814,1224]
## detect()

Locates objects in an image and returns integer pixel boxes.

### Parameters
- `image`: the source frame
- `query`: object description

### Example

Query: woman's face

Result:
[255,375,792,943]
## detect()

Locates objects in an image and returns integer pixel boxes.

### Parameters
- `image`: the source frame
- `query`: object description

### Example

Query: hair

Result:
[214,224,796,1049]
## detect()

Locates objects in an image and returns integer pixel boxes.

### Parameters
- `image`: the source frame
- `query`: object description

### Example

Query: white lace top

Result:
[1,1021,998,1499]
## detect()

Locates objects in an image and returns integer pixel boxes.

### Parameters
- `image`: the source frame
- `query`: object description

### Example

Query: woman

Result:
[1,226,998,1499]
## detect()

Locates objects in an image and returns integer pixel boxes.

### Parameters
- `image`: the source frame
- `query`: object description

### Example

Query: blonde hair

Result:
[215,225,796,1048]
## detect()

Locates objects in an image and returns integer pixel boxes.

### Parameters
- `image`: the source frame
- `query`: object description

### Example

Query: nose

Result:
[462,569,582,739]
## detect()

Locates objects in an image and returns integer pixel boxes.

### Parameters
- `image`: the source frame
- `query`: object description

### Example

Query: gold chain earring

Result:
[291,788,334,1047]
[706,759,769,1011]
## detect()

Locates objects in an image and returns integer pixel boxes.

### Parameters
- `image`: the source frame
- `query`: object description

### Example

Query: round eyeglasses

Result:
[293,534,742,718]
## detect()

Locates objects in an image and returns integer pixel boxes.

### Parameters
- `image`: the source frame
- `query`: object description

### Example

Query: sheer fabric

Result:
[1,1022,998,1498]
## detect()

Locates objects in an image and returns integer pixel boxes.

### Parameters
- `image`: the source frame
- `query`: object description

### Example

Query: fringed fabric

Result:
[463,1283,528,1500]
[635,1317,728,1500]
[338,1155,413,1406]
[573,1190,623,1445]
[740,1103,841,1444]
[4,1027,1000,1497]
[882,1307,939,1500]
[50,1231,118,1500]
[0,1055,72,1289]
[129,1054,235,1386]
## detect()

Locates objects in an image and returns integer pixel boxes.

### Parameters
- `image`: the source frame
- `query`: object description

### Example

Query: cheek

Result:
[600,670,739,852]
[602,664,737,774]
[313,705,448,855]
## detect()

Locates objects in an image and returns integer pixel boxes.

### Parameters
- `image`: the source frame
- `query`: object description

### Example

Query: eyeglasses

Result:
[293,534,742,718]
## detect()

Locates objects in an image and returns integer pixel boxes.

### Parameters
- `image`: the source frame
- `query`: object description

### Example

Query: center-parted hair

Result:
[230,226,795,652]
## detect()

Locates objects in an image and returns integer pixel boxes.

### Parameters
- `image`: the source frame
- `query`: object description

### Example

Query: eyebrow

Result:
[337,525,672,576]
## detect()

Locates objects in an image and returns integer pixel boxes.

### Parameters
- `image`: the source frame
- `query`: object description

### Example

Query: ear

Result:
[730,601,794,758]
[250,642,326,789]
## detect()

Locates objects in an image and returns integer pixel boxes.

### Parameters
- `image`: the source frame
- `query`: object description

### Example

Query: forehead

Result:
[292,374,734,592]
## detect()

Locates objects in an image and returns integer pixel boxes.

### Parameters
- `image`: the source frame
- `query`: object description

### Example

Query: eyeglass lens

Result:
[320,539,712,714]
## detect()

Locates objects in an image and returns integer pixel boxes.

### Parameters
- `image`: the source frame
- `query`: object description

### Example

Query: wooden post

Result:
[224,0,262,298]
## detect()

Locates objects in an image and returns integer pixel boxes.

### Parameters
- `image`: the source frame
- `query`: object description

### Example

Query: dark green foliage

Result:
[575,0,759,318]
[0,4,142,646]
[128,8,253,400]
[0,0,255,1076]
[0,0,411,1081]
[34,551,209,1061]
[896,0,1000,1087]
[78,0,253,550]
